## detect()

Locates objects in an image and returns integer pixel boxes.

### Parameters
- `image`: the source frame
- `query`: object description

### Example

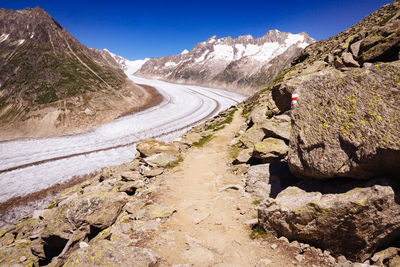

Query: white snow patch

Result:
[0,33,9,42]
[213,45,234,61]
[104,48,149,74]
[165,61,177,67]
[181,49,189,55]
[195,50,209,63]
[285,33,305,46]
[17,39,25,45]
[30,33,35,39]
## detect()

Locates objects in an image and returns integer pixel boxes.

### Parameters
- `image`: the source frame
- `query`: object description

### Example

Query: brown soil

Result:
[145,110,331,266]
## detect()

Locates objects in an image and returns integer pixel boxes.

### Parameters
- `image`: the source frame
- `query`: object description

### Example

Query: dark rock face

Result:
[258,178,400,262]
[136,30,314,95]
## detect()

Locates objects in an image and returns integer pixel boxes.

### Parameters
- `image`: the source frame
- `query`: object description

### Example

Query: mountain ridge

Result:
[0,7,158,141]
[134,30,315,94]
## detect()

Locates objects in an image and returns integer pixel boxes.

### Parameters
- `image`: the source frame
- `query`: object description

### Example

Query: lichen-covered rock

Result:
[64,240,159,267]
[239,125,265,149]
[143,152,179,168]
[253,137,288,162]
[258,178,400,261]
[0,238,38,266]
[233,148,253,164]
[136,138,180,157]
[288,63,400,179]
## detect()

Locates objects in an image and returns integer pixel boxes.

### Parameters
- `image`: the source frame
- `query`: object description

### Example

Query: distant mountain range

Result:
[0,7,156,140]
[129,30,315,94]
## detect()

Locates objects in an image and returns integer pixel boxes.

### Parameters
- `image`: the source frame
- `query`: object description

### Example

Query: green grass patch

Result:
[206,108,237,131]
[165,155,184,169]
[193,135,214,147]
[377,13,395,26]
[250,225,269,240]
[252,199,261,205]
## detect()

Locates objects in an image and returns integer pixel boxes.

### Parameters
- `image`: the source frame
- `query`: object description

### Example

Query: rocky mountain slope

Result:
[135,30,314,94]
[0,7,158,141]
[232,0,400,262]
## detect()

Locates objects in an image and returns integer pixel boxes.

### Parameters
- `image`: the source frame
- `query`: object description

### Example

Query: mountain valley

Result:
[0,1,400,267]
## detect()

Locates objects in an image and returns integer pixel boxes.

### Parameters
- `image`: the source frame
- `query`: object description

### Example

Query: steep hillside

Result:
[135,30,314,94]
[0,7,158,141]
[234,0,400,262]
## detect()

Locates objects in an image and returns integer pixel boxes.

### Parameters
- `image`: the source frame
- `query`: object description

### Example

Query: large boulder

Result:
[258,178,400,261]
[286,62,400,179]
[136,138,180,157]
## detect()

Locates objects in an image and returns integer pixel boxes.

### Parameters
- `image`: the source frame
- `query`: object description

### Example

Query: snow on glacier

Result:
[0,75,246,203]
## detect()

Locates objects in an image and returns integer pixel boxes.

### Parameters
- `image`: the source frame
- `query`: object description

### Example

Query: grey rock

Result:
[143,152,179,168]
[342,52,360,67]
[287,63,400,179]
[234,148,253,164]
[245,162,296,199]
[119,171,142,181]
[136,138,180,158]
[350,39,362,57]
[140,166,164,177]
[245,164,271,199]
[65,241,159,266]
[118,180,145,195]
[253,137,288,162]
[258,179,400,261]
[259,114,291,141]
[239,125,265,150]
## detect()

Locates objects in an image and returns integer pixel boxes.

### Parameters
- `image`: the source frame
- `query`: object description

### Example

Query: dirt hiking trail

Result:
[145,111,314,266]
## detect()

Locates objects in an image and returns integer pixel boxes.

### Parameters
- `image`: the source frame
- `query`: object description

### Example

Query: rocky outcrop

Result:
[136,30,314,95]
[234,2,400,263]
[270,0,400,179]
[0,138,183,266]
[258,178,400,262]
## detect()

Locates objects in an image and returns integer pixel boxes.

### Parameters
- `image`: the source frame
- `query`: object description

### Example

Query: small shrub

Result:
[252,199,261,205]
[250,225,269,240]
[193,135,214,147]
[206,108,237,131]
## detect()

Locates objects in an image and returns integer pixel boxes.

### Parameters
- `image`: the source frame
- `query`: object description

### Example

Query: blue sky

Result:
[1,0,392,60]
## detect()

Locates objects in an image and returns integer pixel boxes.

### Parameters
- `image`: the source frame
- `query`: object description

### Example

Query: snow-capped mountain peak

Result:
[103,49,149,75]
[135,29,315,95]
